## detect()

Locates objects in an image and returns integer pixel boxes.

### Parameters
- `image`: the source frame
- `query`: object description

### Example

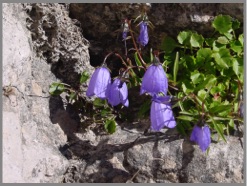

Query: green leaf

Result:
[190,70,203,85]
[210,116,227,142]
[93,98,107,107]
[176,121,192,136]
[210,104,232,114]
[196,48,212,63]
[190,33,204,48]
[134,52,142,67]
[212,48,232,69]
[197,74,217,90]
[212,15,232,34]
[49,82,65,96]
[177,115,195,122]
[177,31,192,46]
[161,36,178,53]
[101,108,111,117]
[173,52,179,83]
[182,80,194,94]
[197,89,207,100]
[232,58,239,76]
[205,38,214,47]
[230,40,243,54]
[138,100,151,118]
[224,32,233,40]
[238,34,244,46]
[104,119,117,134]
[232,19,240,30]
[69,92,77,103]
[80,71,90,83]
[216,36,229,44]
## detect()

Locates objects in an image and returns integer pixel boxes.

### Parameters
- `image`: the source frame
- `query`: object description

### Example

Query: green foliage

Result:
[104,119,117,134]
[160,14,243,140]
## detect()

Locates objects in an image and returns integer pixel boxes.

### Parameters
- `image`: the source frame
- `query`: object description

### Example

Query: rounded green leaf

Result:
[196,48,212,63]
[216,36,229,44]
[232,19,240,30]
[49,82,65,96]
[230,40,243,54]
[104,119,117,134]
[190,70,204,85]
[212,48,232,69]
[190,33,204,48]
[177,31,192,46]
[80,71,90,83]
[161,36,178,53]
[212,15,232,34]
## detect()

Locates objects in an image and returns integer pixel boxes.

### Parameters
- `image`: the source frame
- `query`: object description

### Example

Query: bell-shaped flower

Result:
[107,78,129,107]
[86,66,111,99]
[140,62,168,96]
[138,21,149,46]
[150,95,176,131]
[190,125,211,152]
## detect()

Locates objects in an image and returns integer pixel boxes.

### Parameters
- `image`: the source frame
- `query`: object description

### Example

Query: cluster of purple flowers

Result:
[86,66,129,107]
[86,16,211,152]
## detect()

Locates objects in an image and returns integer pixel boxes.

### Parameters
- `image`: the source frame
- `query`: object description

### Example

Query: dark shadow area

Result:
[178,139,195,183]
[49,95,81,145]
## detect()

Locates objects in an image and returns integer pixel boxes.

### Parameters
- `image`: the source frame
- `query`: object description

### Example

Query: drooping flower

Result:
[122,19,129,40]
[86,66,111,99]
[190,125,211,152]
[140,61,168,96]
[138,21,149,46]
[107,78,129,107]
[150,95,176,131]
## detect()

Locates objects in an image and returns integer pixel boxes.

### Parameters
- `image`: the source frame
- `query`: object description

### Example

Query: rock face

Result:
[2,3,244,183]
[61,124,244,183]
[2,3,92,183]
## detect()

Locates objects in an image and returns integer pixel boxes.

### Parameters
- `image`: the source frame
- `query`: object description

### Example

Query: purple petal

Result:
[138,22,149,46]
[190,125,211,152]
[107,78,129,107]
[86,67,111,99]
[141,64,168,96]
[150,101,176,131]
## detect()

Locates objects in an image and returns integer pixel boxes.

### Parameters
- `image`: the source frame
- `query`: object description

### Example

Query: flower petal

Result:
[150,101,176,131]
[107,78,129,107]
[138,22,149,46]
[190,125,211,152]
[86,67,111,99]
[141,64,168,96]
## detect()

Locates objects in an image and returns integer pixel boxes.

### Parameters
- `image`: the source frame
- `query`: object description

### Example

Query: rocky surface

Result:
[2,3,244,183]
[61,124,244,183]
[2,3,91,183]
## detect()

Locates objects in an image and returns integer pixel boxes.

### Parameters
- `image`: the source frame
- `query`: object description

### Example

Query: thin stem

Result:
[114,53,129,68]
[102,52,115,66]
[127,20,147,69]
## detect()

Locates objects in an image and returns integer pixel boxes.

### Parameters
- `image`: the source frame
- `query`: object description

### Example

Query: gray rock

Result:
[23,3,94,88]
[3,3,70,183]
[62,123,243,183]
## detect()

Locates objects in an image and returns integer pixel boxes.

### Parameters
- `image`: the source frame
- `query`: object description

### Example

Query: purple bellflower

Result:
[107,78,129,107]
[140,61,168,96]
[86,66,111,99]
[138,21,149,46]
[150,95,176,131]
[190,125,211,152]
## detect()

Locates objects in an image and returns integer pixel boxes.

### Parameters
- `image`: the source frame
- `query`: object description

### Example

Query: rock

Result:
[23,3,94,88]
[3,3,71,183]
[62,124,244,183]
